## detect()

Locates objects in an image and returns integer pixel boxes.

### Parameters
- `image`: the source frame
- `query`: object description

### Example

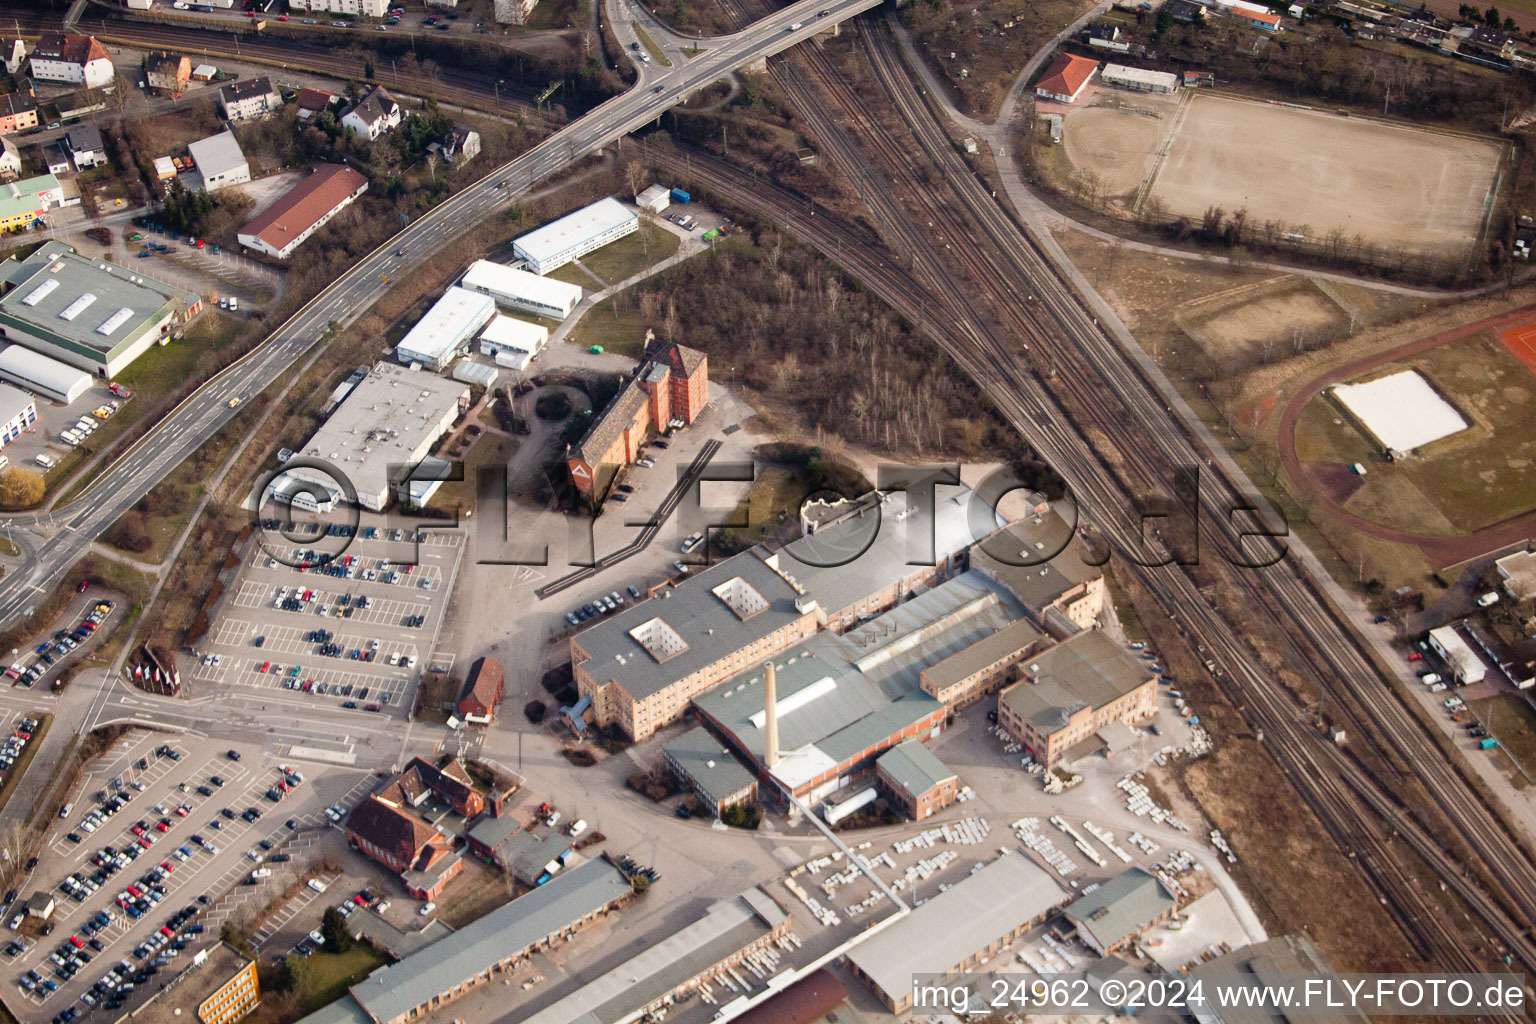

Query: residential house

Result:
[218,76,281,121]
[288,0,391,14]
[341,85,402,141]
[294,87,337,120]
[144,51,190,95]
[1034,52,1099,103]
[29,33,114,89]
[64,126,106,172]
[0,41,25,76]
[0,93,38,136]
[0,137,18,180]
[434,125,480,166]
[1088,23,1132,51]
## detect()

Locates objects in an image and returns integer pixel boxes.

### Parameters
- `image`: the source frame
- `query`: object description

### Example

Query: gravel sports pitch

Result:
[1137,93,1505,254]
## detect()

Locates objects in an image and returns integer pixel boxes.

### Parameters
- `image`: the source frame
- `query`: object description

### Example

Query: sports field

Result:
[1497,319,1536,375]
[1142,94,1505,254]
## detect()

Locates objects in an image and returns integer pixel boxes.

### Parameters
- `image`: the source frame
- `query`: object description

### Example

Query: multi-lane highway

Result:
[0,0,879,628]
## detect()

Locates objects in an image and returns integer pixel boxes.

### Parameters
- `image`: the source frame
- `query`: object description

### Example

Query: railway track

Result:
[667,0,1536,980]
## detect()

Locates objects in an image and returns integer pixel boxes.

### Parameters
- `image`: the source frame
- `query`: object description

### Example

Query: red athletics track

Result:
[1497,320,1536,376]
[1277,301,1536,568]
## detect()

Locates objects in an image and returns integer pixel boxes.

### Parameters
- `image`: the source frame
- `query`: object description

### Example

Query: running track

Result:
[1277,301,1536,567]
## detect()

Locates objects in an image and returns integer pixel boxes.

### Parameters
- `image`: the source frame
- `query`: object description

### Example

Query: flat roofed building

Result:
[1062,866,1178,955]
[1496,549,1536,600]
[131,943,260,1024]
[0,344,90,403]
[0,381,36,446]
[662,726,758,817]
[573,548,819,741]
[0,241,199,377]
[731,969,848,1024]
[970,505,1104,630]
[188,130,250,193]
[635,183,671,212]
[874,739,958,820]
[0,173,63,233]
[498,829,575,887]
[997,630,1157,767]
[395,286,496,370]
[1187,933,1367,1024]
[289,0,391,14]
[845,853,1069,1011]
[516,888,789,1024]
[237,164,369,259]
[278,362,468,510]
[460,258,583,319]
[1101,62,1180,92]
[478,314,549,371]
[1428,624,1488,684]
[513,197,638,275]
[693,571,1024,801]
[343,858,631,1024]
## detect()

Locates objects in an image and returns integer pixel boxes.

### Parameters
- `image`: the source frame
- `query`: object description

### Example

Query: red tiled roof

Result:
[1247,10,1281,23]
[295,87,336,115]
[34,33,109,68]
[345,796,441,868]
[240,163,367,254]
[460,657,504,715]
[1035,53,1098,99]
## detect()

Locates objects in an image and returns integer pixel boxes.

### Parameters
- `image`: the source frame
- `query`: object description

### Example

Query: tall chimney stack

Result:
[764,661,780,769]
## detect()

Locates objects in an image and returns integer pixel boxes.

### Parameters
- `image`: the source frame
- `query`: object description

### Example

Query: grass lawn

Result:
[1291,397,1372,465]
[525,0,578,29]
[435,861,517,928]
[290,945,389,1011]
[426,431,517,515]
[548,262,602,289]
[0,713,51,815]
[580,223,679,283]
[1471,694,1536,787]
[565,298,649,358]
[634,24,672,66]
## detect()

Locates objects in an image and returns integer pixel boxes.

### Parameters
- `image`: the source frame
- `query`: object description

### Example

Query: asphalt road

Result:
[0,0,882,631]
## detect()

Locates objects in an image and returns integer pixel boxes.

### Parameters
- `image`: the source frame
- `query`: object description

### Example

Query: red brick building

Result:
[567,335,708,498]
[458,657,505,724]
[344,758,485,899]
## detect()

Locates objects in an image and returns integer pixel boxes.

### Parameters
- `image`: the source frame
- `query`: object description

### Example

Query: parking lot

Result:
[5,589,118,693]
[2,731,371,1023]
[2,385,131,480]
[189,520,466,721]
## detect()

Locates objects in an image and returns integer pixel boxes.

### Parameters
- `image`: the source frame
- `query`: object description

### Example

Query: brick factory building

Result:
[566,335,708,498]
[874,739,959,820]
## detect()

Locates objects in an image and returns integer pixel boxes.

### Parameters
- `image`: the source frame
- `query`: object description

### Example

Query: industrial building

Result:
[515,888,789,1024]
[663,727,759,816]
[478,315,548,371]
[566,336,708,497]
[0,241,201,377]
[844,853,1070,1011]
[272,362,467,511]
[460,259,583,319]
[188,131,250,193]
[312,859,632,1024]
[1187,934,1366,1024]
[0,344,90,403]
[874,739,959,820]
[969,503,1106,633]
[0,382,35,447]
[128,943,260,1024]
[450,359,497,389]
[395,286,496,370]
[1062,866,1178,955]
[690,571,1023,802]
[1034,52,1098,103]
[996,630,1158,767]
[514,197,639,275]
[1101,63,1180,93]
[237,164,369,259]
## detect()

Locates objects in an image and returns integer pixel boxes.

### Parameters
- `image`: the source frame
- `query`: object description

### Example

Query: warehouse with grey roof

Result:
[0,241,201,377]
[1062,866,1178,955]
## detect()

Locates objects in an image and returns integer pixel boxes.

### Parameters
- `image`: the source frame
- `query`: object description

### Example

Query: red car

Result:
[1408,652,1424,662]
[69,936,83,948]
[139,837,154,848]
[77,580,88,593]
[160,860,174,873]
[156,820,171,833]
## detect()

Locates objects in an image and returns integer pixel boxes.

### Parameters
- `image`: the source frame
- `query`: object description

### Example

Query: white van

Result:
[60,431,79,446]
[1420,673,1442,686]
[307,878,328,893]
[568,819,587,838]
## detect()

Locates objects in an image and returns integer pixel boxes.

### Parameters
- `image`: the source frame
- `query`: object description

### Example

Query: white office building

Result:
[460,259,582,320]
[0,382,36,447]
[513,197,638,275]
[478,315,549,371]
[394,287,496,371]
[274,362,468,512]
